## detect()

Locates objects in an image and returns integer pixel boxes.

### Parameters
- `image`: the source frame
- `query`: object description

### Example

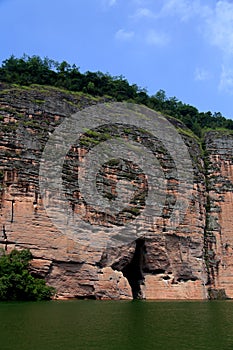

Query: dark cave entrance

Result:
[118,238,145,299]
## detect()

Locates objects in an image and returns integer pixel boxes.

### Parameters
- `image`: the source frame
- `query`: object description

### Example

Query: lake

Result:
[0,300,232,350]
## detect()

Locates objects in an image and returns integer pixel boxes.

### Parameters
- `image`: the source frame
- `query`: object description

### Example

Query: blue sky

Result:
[1,0,233,119]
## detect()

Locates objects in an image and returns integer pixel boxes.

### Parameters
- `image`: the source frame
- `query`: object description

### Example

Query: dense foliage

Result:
[0,55,233,136]
[0,249,55,301]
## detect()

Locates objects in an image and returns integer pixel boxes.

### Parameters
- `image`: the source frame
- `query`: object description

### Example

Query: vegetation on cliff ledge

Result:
[0,249,55,301]
[0,54,233,137]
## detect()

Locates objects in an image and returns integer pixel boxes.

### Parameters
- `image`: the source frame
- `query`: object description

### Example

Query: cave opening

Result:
[121,238,145,299]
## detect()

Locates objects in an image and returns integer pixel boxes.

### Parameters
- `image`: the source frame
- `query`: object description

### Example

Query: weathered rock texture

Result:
[0,83,232,299]
[204,131,233,299]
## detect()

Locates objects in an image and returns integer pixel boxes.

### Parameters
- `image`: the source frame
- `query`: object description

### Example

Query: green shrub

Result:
[0,249,55,301]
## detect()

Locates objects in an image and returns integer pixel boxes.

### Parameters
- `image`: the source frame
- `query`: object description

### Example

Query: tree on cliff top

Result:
[1,55,233,136]
[0,249,55,301]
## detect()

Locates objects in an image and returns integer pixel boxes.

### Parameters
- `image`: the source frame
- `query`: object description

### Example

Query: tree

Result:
[1,54,233,137]
[0,249,55,301]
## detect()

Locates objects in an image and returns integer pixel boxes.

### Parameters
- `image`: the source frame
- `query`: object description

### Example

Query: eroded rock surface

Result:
[0,84,231,299]
[204,131,233,298]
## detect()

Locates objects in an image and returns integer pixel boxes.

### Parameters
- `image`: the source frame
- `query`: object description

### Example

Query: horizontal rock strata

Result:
[0,84,232,299]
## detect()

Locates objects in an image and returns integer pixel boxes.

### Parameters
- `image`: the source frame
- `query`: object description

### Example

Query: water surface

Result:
[0,300,232,350]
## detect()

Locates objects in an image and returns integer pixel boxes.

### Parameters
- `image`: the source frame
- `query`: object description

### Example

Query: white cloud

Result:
[205,1,233,57]
[152,0,233,93]
[115,29,135,41]
[159,0,210,22]
[131,7,156,19]
[146,29,169,46]
[219,65,233,93]
[203,1,233,93]
[194,67,211,81]
[158,1,233,55]
[125,0,233,93]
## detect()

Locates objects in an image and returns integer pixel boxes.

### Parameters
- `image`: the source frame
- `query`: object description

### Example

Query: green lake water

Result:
[0,300,233,350]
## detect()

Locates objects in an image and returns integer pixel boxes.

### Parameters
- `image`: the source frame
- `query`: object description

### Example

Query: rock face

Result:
[204,131,233,299]
[0,83,232,299]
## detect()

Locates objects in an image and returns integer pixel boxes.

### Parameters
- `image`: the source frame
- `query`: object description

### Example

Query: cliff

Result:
[0,83,232,299]
[204,131,233,299]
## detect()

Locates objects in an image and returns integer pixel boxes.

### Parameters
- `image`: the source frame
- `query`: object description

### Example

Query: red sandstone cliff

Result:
[0,83,231,299]
[204,131,233,299]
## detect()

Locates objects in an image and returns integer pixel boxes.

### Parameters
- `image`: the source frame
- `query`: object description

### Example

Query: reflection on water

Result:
[0,300,233,350]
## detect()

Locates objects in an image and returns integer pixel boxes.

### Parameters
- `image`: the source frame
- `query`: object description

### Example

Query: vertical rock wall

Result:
[1,84,232,300]
[204,131,233,298]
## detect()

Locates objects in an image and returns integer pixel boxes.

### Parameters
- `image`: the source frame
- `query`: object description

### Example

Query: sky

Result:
[0,0,233,119]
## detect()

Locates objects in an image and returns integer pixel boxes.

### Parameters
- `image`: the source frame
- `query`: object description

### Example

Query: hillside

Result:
[1,55,233,138]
